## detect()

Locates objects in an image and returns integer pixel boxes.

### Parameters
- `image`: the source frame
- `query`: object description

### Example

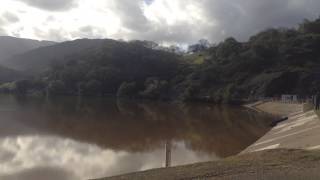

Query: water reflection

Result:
[0,95,273,179]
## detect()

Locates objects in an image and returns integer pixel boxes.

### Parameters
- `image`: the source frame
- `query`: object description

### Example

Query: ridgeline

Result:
[1,18,320,103]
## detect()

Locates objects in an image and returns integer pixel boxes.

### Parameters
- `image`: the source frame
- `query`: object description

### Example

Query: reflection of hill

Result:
[1,96,273,158]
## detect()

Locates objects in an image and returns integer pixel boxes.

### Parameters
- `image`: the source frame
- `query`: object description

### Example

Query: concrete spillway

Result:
[243,102,320,153]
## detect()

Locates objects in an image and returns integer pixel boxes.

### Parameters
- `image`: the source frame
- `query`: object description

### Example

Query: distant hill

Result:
[0,65,24,83]
[0,36,55,63]
[1,39,122,73]
[0,39,181,97]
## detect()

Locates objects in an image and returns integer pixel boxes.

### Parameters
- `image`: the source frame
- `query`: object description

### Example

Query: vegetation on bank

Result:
[1,17,320,103]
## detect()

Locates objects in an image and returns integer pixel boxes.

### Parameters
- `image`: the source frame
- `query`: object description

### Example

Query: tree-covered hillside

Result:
[2,18,320,103]
[0,39,182,97]
[178,18,320,102]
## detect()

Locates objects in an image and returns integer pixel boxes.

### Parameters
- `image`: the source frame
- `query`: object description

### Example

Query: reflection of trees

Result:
[7,96,272,158]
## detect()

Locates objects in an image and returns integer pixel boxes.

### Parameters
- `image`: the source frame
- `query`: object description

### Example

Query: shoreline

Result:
[92,101,320,180]
[242,101,320,153]
[93,149,320,180]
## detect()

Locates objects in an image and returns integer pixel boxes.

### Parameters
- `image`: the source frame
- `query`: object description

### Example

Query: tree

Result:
[188,39,211,53]
[117,82,138,98]
[140,77,169,99]
[249,29,284,59]
[130,40,159,49]
[299,18,320,34]
[216,37,241,59]
[48,80,67,95]
[168,45,182,54]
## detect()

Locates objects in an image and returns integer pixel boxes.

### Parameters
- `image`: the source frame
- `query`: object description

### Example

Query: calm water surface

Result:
[0,95,273,180]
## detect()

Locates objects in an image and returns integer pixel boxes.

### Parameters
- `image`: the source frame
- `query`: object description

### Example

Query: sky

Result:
[0,0,319,44]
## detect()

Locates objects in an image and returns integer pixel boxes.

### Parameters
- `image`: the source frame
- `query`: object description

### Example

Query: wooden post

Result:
[165,141,172,167]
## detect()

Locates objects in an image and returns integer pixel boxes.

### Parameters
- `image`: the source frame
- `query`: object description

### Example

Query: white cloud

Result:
[0,136,133,179]
[0,136,215,179]
[2,12,20,23]
[0,0,319,44]
[14,0,77,11]
[0,0,121,41]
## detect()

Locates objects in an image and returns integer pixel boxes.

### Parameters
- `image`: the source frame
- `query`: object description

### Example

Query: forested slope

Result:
[2,18,320,103]
[178,18,320,102]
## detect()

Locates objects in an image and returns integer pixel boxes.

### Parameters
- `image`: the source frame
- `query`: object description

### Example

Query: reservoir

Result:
[0,95,272,180]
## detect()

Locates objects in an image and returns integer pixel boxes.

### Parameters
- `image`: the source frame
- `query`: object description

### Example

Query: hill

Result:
[0,65,24,83]
[2,18,320,102]
[177,18,320,102]
[0,36,55,63]
[0,39,182,96]
[2,39,129,74]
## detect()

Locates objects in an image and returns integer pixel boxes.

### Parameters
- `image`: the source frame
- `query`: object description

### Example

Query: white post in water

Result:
[165,141,172,167]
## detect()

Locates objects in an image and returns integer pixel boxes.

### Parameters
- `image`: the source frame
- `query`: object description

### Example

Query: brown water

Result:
[0,95,273,180]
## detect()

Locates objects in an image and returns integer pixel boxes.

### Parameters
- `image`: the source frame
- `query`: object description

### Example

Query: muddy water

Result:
[0,95,273,180]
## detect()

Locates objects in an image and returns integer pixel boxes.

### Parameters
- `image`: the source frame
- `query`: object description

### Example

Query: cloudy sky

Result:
[0,0,319,44]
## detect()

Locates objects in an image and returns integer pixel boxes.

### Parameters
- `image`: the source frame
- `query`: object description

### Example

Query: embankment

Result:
[243,101,320,153]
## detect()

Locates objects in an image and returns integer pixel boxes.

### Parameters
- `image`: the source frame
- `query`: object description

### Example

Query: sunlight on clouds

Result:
[0,136,128,179]
[0,0,319,43]
[144,0,204,25]
[0,135,214,179]
[0,0,215,42]
[139,0,217,44]
[0,0,121,41]
[67,0,121,35]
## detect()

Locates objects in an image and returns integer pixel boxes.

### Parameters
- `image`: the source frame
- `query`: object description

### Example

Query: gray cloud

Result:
[3,0,320,44]
[0,12,19,36]
[0,149,15,163]
[15,0,77,11]
[124,22,210,44]
[145,0,154,5]
[110,0,320,44]
[70,26,106,39]
[0,18,7,36]
[2,12,20,23]
[199,0,320,42]
[33,28,68,42]
[111,0,150,32]
[109,0,207,44]
[46,16,56,22]
[0,18,4,28]
[0,29,6,36]
[80,26,94,34]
